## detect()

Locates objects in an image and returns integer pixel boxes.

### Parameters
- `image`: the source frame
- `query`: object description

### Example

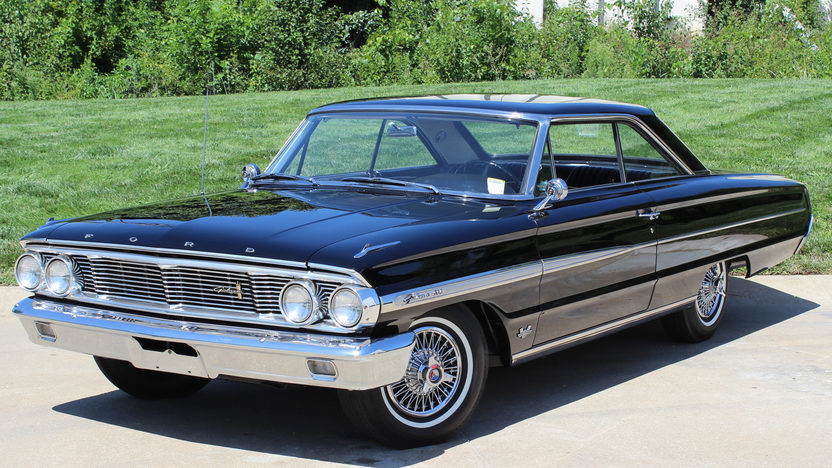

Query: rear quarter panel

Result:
[635,173,810,308]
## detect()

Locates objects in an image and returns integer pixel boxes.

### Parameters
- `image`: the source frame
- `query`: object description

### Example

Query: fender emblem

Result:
[184,241,194,247]
[394,288,443,306]
[129,237,138,243]
[517,325,533,339]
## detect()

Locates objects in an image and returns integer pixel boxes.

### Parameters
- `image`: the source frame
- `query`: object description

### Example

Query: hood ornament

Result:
[354,241,401,259]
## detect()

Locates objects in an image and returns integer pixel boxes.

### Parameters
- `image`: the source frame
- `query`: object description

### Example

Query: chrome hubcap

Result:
[386,326,461,417]
[696,262,726,326]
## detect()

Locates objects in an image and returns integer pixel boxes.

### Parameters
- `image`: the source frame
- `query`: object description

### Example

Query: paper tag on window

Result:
[487,177,505,195]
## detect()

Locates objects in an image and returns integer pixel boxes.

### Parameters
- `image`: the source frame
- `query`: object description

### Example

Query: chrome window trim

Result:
[22,239,370,286]
[547,114,694,176]
[305,105,552,123]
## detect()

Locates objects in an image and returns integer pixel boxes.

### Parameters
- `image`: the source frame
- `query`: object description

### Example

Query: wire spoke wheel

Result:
[338,307,486,448]
[695,262,726,326]
[385,326,461,417]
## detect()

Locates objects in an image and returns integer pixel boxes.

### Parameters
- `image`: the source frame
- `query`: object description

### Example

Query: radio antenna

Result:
[200,79,209,196]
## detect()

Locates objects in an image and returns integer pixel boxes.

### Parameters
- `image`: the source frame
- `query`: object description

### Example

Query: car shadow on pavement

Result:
[53,277,819,465]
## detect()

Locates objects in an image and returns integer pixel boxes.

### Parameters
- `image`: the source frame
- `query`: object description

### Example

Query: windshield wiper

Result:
[335,176,440,195]
[252,173,317,185]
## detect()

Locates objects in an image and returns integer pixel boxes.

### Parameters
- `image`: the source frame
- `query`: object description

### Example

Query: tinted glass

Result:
[544,123,621,189]
[270,113,539,196]
[618,124,681,181]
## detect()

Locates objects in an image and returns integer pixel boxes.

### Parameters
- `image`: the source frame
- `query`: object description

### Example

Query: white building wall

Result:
[514,0,545,26]
[542,0,704,30]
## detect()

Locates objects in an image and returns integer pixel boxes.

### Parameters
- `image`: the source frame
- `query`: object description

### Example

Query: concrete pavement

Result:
[1,276,831,467]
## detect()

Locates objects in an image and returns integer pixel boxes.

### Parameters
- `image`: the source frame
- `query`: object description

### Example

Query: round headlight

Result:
[330,287,363,328]
[280,282,320,325]
[45,257,75,296]
[14,253,43,291]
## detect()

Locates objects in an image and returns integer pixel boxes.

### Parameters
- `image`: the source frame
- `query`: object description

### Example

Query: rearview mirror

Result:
[387,122,417,137]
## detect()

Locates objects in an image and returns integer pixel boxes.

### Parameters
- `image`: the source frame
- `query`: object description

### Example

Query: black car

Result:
[12,94,812,447]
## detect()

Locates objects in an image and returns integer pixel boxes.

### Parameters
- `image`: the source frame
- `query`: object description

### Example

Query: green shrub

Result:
[534,6,598,78]
[685,2,831,78]
[415,0,528,83]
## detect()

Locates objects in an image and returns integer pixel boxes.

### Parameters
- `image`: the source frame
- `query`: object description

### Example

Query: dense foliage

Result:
[1,0,830,100]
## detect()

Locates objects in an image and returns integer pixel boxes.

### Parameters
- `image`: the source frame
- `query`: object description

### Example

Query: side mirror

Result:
[241,163,261,190]
[533,178,568,212]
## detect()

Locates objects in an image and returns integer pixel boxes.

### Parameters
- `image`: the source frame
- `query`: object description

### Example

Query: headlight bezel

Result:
[279,280,322,325]
[14,252,44,292]
[44,255,78,297]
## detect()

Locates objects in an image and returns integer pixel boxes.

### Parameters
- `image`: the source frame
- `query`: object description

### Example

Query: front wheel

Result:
[662,261,728,343]
[338,306,488,448]
[94,356,210,399]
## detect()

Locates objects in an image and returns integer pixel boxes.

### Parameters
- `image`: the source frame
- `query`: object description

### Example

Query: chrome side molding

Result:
[511,296,696,364]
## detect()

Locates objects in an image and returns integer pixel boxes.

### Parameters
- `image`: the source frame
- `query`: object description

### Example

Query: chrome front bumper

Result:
[13,298,414,391]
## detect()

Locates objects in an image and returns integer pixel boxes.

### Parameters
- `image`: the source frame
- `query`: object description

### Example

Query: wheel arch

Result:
[460,300,512,367]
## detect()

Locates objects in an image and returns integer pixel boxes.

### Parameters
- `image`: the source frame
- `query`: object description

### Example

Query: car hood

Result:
[30,189,489,264]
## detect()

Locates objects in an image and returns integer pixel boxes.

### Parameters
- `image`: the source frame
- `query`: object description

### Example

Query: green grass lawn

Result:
[1,79,830,284]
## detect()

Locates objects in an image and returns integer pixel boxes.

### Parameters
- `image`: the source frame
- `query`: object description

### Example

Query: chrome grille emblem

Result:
[213,281,243,300]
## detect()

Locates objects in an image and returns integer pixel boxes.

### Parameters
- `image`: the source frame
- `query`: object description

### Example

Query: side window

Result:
[374,120,436,171]
[618,124,681,181]
[546,123,620,189]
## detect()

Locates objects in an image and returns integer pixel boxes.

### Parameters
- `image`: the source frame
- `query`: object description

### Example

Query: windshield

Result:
[265,112,540,196]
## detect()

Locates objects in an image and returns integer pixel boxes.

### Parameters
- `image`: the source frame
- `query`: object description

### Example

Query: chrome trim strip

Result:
[511,296,696,364]
[542,242,655,274]
[21,240,371,286]
[658,208,806,245]
[525,120,550,195]
[794,214,814,255]
[14,298,413,390]
[379,261,543,314]
[306,105,552,124]
[26,245,357,284]
[655,190,770,212]
[374,228,539,269]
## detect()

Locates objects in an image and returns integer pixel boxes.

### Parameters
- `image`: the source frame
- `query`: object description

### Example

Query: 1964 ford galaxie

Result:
[12,95,812,447]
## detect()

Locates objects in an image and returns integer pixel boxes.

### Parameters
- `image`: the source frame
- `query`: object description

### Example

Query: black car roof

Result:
[311,94,655,117]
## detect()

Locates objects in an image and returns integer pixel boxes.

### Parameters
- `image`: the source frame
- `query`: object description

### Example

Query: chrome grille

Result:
[89,258,166,302]
[65,255,340,316]
[165,267,256,312]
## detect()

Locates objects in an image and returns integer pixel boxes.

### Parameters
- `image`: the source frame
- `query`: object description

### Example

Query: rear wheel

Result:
[338,306,488,448]
[662,261,727,342]
[94,356,210,399]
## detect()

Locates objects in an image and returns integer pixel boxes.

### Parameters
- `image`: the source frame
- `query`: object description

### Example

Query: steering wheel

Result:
[450,160,522,193]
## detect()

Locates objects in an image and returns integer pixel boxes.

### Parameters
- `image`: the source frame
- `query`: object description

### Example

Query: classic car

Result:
[12,94,812,448]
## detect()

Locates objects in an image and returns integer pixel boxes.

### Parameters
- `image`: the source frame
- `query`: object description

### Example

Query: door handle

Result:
[637,209,661,220]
